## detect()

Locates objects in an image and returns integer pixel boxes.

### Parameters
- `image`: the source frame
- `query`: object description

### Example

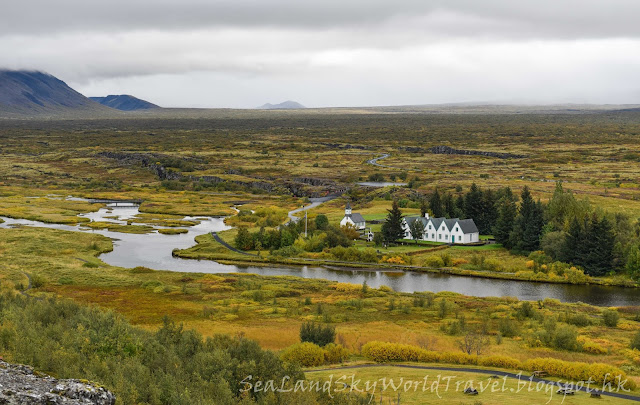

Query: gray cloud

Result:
[3,0,640,38]
[1,1,639,107]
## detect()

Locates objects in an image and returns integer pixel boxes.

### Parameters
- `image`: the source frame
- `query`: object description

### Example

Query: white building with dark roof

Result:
[340,202,366,230]
[402,213,479,244]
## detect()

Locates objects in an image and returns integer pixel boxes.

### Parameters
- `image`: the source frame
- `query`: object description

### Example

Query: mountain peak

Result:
[90,94,160,111]
[0,69,110,115]
[258,100,305,110]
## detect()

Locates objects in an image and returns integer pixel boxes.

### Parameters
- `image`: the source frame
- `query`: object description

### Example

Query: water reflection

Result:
[2,205,640,306]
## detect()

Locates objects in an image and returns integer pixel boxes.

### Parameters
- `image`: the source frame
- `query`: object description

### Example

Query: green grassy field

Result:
[307,365,635,404]
[1,110,640,403]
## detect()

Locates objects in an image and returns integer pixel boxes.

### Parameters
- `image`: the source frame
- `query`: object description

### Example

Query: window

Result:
[432,233,435,238]
[459,235,462,241]
[438,234,441,240]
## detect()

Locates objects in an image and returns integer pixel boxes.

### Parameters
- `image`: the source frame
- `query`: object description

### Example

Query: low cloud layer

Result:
[1,1,639,107]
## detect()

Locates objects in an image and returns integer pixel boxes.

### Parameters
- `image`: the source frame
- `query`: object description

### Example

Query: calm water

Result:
[2,205,639,306]
[357,182,408,187]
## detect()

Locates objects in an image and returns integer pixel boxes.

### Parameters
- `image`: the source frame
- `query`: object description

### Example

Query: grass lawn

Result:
[306,365,634,404]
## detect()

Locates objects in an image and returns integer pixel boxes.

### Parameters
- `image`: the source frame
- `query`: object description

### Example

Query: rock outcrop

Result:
[401,145,525,159]
[0,360,115,404]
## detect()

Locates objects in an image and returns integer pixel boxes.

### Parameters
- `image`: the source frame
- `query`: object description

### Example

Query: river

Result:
[1,203,639,306]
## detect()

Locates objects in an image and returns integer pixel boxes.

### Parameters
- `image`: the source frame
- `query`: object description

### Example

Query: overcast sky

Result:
[1,0,639,108]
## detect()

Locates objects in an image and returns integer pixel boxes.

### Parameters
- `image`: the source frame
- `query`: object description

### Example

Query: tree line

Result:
[382,182,640,278]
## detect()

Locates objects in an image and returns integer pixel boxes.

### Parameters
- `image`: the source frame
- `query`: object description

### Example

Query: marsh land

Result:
[1,107,640,404]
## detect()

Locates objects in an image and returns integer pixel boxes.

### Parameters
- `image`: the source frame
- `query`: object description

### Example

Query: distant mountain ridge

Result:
[0,70,111,115]
[258,100,305,110]
[90,95,160,111]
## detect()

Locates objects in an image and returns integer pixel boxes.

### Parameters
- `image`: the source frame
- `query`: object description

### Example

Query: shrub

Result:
[478,355,522,370]
[483,258,504,272]
[423,255,444,268]
[581,340,607,355]
[631,331,640,350]
[602,309,620,327]
[553,325,578,351]
[523,358,633,388]
[323,343,350,364]
[360,342,634,389]
[498,318,519,337]
[300,322,336,347]
[29,273,46,288]
[515,302,535,319]
[566,313,591,327]
[280,342,325,367]
[0,293,309,404]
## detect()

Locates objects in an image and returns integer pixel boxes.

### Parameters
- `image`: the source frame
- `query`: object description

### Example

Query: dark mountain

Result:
[0,70,111,116]
[258,100,306,110]
[90,95,160,111]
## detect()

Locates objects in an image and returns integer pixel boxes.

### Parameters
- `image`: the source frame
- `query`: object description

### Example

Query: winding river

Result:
[1,203,639,306]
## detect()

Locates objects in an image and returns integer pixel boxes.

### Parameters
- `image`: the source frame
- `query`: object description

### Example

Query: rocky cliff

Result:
[0,360,115,404]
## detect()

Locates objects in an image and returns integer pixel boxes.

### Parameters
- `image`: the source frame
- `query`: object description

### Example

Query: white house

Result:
[340,202,366,230]
[402,213,479,244]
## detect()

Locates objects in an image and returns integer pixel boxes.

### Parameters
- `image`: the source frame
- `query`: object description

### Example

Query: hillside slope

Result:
[90,94,160,111]
[0,70,114,117]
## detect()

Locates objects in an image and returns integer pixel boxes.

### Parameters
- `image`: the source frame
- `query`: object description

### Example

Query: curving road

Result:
[288,194,341,223]
[306,363,640,402]
[366,153,398,169]
[210,231,257,256]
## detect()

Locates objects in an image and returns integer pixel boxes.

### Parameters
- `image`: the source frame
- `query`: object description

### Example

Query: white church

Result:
[402,213,479,244]
[340,202,366,230]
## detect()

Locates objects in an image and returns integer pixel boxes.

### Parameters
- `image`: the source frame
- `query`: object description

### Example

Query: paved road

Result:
[288,194,341,223]
[366,153,396,169]
[306,363,640,402]
[210,231,258,256]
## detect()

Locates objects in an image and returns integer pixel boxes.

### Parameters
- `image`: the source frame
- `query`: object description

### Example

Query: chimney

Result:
[424,213,430,219]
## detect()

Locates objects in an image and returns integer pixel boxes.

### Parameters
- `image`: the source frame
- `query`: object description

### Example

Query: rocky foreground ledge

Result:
[0,360,115,404]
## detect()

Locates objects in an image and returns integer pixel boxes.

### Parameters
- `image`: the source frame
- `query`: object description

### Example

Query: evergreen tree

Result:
[493,187,517,248]
[478,188,498,234]
[455,195,466,218]
[381,200,405,243]
[509,186,544,252]
[581,214,615,276]
[464,183,483,223]
[420,197,429,217]
[560,216,584,264]
[443,192,457,218]
[429,189,444,218]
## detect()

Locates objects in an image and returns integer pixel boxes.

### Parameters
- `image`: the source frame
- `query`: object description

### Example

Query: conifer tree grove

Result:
[509,186,544,252]
[493,187,517,248]
[429,188,444,218]
[382,200,405,243]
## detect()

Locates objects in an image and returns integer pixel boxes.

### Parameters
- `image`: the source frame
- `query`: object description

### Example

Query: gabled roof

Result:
[430,217,444,230]
[404,216,428,228]
[350,213,365,223]
[403,216,479,235]
[444,218,459,231]
[457,219,478,234]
